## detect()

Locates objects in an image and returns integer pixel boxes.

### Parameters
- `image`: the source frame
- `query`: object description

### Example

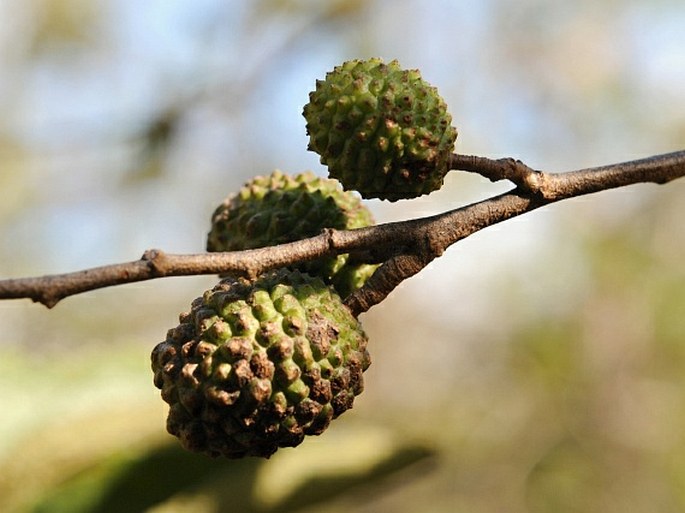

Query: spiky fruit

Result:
[151,269,371,459]
[303,58,458,201]
[207,170,377,298]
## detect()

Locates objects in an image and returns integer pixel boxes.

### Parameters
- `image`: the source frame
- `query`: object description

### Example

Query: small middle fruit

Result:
[207,170,377,298]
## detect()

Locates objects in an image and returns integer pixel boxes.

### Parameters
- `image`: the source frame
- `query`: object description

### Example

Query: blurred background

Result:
[1,0,684,511]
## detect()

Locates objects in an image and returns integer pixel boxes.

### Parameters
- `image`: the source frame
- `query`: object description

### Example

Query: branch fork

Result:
[1,150,683,313]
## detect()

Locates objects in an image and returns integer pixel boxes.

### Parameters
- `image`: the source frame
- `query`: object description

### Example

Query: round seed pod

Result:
[207,170,377,298]
[151,269,371,458]
[303,58,458,201]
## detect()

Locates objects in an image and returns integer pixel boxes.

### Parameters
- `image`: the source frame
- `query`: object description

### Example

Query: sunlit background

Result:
[1,1,684,512]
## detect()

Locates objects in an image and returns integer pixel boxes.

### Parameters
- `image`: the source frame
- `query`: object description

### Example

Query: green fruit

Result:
[151,269,371,459]
[303,58,458,201]
[207,170,377,298]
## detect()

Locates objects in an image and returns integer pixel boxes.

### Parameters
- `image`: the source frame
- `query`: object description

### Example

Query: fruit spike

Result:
[207,170,377,298]
[151,269,371,458]
[303,58,458,201]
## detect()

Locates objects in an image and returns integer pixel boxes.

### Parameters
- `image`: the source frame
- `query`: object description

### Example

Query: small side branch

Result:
[450,153,543,193]
[450,149,685,199]
[345,253,429,316]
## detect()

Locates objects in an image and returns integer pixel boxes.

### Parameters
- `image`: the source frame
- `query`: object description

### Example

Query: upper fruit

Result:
[207,170,377,298]
[303,58,458,201]
[151,269,371,459]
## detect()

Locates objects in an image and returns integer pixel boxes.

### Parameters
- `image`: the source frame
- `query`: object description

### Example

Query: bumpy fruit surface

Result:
[151,269,371,458]
[207,170,377,298]
[303,58,458,201]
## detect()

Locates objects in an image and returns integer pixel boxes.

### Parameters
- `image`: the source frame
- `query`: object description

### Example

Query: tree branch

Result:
[450,149,685,198]
[1,150,683,313]
[347,149,685,314]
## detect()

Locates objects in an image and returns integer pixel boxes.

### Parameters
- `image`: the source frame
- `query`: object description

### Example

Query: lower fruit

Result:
[151,269,371,458]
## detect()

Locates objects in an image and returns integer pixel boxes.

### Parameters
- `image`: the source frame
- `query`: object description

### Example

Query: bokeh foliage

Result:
[0,0,684,511]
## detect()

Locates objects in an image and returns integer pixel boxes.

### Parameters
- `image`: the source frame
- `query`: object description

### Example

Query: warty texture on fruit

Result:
[151,269,371,458]
[303,58,458,201]
[207,170,378,298]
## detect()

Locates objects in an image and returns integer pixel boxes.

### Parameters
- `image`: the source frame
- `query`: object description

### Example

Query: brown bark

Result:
[1,150,683,313]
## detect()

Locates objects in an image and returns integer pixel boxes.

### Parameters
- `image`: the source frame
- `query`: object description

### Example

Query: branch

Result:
[346,149,685,314]
[1,150,683,313]
[450,150,685,198]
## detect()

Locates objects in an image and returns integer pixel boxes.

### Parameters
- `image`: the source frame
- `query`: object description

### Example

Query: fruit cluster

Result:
[152,58,456,458]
